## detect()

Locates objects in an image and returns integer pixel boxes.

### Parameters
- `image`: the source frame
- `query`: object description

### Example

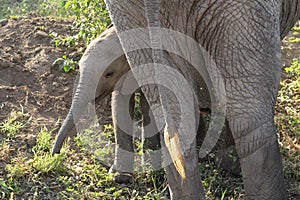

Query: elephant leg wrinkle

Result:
[231,120,286,199]
[65,0,300,198]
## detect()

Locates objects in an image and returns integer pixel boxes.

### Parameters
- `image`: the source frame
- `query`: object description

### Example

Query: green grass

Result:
[31,129,69,175]
[0,113,170,199]
[0,0,110,73]
[0,2,299,199]
[277,58,300,137]
[0,0,75,20]
[275,29,300,196]
[290,25,300,42]
[0,111,30,140]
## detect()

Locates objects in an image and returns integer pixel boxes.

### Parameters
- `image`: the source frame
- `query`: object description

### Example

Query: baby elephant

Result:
[52,27,163,183]
[52,27,239,183]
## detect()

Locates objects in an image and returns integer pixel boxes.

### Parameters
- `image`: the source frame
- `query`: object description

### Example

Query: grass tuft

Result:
[0,111,30,140]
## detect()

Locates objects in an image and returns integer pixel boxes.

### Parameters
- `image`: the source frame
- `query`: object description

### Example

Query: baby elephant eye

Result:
[105,71,114,78]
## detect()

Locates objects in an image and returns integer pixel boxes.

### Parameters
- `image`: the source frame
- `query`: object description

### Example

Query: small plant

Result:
[0,179,13,199]
[31,128,68,175]
[50,32,77,48]
[292,24,300,31]
[138,168,168,199]
[32,128,53,153]
[65,0,111,44]
[289,36,300,43]
[75,124,115,163]
[275,55,300,193]
[0,120,23,139]
[285,58,300,76]
[32,152,67,175]
[288,23,300,42]
[53,55,78,73]
[289,24,300,43]
[6,156,30,179]
[0,111,30,140]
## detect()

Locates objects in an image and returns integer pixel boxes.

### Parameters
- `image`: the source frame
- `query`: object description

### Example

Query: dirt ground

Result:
[0,14,112,134]
[0,15,299,199]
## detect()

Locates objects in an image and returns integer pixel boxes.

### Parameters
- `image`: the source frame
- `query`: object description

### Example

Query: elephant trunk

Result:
[52,71,102,154]
[52,27,125,154]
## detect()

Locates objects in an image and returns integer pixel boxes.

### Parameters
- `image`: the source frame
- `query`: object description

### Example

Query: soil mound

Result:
[0,15,111,131]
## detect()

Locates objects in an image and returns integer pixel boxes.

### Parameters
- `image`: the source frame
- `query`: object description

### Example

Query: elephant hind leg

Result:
[229,115,286,199]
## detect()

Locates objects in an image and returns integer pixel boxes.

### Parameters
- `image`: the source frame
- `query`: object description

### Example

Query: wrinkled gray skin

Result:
[52,27,219,183]
[104,0,300,199]
[52,25,237,184]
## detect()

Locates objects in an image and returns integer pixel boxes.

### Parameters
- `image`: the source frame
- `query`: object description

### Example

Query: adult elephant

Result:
[104,0,300,199]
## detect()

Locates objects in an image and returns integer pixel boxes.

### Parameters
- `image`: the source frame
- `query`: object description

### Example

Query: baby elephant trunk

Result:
[52,27,126,154]
[52,76,96,153]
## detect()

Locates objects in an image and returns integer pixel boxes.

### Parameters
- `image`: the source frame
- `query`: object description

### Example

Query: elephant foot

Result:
[109,167,133,184]
[215,146,241,176]
[114,172,133,184]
